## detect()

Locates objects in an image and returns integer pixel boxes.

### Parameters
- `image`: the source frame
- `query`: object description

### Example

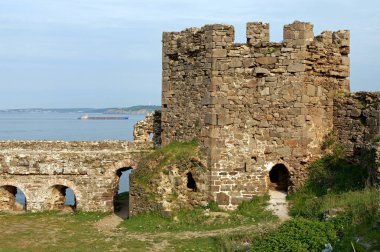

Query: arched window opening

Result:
[269,164,290,192]
[64,188,76,207]
[186,172,197,192]
[0,186,26,211]
[148,132,153,141]
[114,167,133,216]
[46,185,76,211]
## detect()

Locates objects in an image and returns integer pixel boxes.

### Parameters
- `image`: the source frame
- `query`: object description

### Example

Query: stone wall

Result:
[359,143,380,185]
[153,110,162,147]
[376,144,380,183]
[133,113,154,142]
[334,92,380,157]
[161,27,215,145]
[161,21,351,209]
[0,141,151,212]
[129,147,209,217]
[133,111,162,148]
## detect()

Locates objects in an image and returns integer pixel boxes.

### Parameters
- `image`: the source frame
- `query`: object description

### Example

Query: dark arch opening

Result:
[269,164,290,192]
[114,167,133,216]
[46,185,76,211]
[186,172,197,192]
[0,185,26,211]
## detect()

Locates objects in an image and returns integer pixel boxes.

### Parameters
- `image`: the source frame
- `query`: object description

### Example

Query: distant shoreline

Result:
[0,105,161,115]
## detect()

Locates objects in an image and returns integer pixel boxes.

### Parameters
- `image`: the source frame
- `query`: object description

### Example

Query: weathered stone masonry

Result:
[161,20,378,209]
[1,20,378,214]
[0,141,150,212]
[334,92,380,157]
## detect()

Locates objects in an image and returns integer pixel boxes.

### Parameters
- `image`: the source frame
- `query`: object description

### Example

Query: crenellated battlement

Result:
[163,21,349,51]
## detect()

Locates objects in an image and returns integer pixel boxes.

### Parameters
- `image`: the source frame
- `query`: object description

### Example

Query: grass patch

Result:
[286,151,380,251]
[0,211,112,252]
[121,195,276,233]
[170,237,220,252]
[251,218,337,252]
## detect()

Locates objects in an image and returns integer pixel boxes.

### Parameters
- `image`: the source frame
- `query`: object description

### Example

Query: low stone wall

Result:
[0,141,151,212]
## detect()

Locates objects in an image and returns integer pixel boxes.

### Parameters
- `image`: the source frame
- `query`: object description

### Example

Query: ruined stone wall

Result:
[334,92,380,157]
[133,113,154,142]
[161,27,216,145]
[153,110,162,147]
[133,111,162,148]
[376,144,380,183]
[129,146,209,217]
[0,141,151,212]
[162,21,350,209]
[359,143,380,185]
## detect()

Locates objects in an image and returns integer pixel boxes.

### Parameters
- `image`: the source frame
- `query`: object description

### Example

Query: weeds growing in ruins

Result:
[214,150,379,251]
[371,134,380,144]
[121,195,276,233]
[285,152,380,251]
[133,139,200,188]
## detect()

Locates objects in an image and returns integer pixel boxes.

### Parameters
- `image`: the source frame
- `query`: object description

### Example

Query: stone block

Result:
[231,197,245,205]
[229,58,242,68]
[256,56,277,65]
[211,49,227,58]
[216,192,230,205]
[287,63,305,73]
[204,113,217,125]
[254,67,270,76]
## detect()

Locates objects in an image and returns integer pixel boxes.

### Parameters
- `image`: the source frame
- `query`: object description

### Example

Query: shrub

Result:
[372,134,380,144]
[251,219,337,252]
[302,155,367,196]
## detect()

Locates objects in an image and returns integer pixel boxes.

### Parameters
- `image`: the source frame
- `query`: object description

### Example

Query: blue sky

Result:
[0,0,379,109]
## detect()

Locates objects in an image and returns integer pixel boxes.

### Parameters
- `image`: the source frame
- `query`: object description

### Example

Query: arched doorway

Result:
[269,164,290,192]
[114,167,133,216]
[45,185,76,211]
[0,185,27,211]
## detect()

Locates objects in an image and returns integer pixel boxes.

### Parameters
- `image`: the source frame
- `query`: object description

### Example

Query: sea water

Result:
[0,111,146,207]
[0,112,145,141]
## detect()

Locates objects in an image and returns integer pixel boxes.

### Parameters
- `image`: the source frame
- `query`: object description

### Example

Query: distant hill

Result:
[0,105,161,115]
[103,106,161,115]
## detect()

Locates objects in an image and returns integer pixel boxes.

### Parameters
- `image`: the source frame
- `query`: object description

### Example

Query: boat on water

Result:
[78,115,128,120]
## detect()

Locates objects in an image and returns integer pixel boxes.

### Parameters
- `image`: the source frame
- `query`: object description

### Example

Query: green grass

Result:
[0,195,277,252]
[0,212,113,252]
[286,152,380,251]
[121,195,276,233]
[251,219,337,252]
[170,237,221,252]
[372,134,380,144]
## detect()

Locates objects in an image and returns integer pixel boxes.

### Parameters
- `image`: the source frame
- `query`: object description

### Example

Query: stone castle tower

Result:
[160,21,379,208]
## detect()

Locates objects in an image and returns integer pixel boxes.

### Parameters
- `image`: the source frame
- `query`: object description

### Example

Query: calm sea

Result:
[0,112,145,141]
[0,111,145,207]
